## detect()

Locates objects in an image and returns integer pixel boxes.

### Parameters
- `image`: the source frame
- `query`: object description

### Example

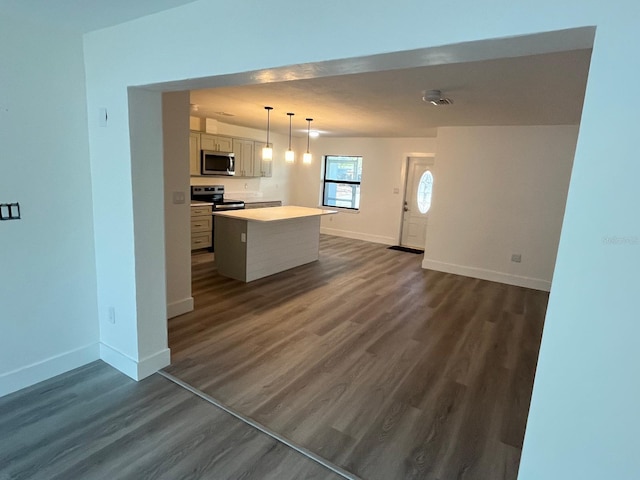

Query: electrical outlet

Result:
[511,254,522,263]
[108,307,116,324]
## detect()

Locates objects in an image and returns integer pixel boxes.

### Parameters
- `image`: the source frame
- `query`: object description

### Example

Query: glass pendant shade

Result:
[262,145,273,161]
[285,149,295,163]
[303,152,312,164]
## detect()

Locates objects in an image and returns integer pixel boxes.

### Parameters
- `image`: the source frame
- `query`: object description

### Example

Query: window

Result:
[322,155,362,210]
[417,170,433,214]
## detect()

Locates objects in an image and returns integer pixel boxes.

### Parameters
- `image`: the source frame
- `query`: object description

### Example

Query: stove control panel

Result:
[192,185,224,196]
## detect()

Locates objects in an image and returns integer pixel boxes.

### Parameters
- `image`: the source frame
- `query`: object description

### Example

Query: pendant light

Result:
[303,118,313,164]
[262,106,273,161]
[285,113,295,163]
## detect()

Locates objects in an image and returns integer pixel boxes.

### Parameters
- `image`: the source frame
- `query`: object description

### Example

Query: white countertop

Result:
[213,205,337,222]
[191,200,213,206]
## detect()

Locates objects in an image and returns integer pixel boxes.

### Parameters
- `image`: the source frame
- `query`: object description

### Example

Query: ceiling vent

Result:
[423,90,454,106]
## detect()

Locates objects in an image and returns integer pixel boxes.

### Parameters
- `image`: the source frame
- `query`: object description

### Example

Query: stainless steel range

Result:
[191,185,245,252]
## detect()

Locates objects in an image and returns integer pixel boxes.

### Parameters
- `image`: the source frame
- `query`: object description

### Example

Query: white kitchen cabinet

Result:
[189,131,201,176]
[200,133,233,152]
[233,138,255,177]
[191,204,212,250]
[191,132,271,178]
[253,141,273,177]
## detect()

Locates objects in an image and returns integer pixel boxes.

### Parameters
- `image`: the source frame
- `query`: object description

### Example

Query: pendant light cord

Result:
[288,113,293,150]
[306,118,313,152]
[265,106,273,147]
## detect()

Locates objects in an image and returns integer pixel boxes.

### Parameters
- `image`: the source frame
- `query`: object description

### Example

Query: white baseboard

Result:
[137,348,171,380]
[320,227,396,246]
[0,343,100,398]
[167,297,194,319]
[100,343,170,381]
[422,258,551,292]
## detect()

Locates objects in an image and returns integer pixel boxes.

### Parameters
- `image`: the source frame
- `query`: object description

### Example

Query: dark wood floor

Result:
[167,235,548,480]
[0,361,342,480]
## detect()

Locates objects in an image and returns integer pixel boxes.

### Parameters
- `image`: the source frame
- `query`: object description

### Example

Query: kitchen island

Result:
[213,206,337,282]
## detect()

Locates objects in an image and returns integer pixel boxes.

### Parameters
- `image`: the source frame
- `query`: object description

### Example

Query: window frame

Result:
[322,155,363,211]
[416,170,434,214]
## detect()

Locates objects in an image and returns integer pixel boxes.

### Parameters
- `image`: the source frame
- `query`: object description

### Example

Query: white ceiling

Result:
[190,49,592,138]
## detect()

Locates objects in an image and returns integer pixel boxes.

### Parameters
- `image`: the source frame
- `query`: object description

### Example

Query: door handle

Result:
[404,206,409,212]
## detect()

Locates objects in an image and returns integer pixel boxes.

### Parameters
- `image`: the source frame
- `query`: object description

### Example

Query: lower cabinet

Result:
[191,204,212,250]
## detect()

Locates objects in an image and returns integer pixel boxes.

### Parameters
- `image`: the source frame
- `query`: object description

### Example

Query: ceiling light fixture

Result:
[285,113,295,164]
[422,89,454,106]
[262,106,273,161]
[303,118,313,165]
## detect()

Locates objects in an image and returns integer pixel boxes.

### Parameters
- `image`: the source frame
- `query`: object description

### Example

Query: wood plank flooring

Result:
[167,236,548,480]
[0,361,342,480]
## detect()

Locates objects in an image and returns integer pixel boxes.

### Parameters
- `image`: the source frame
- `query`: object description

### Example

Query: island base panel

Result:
[215,216,321,282]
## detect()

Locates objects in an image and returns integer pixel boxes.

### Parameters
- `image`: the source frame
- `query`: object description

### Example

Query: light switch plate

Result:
[0,202,20,220]
[172,191,185,204]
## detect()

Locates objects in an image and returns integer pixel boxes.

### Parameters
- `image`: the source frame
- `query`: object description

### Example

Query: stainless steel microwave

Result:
[201,150,235,175]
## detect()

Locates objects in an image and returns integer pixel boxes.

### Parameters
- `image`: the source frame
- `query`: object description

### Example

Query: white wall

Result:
[0,16,99,396]
[291,136,436,244]
[163,93,193,319]
[290,127,576,291]
[423,126,578,290]
[80,1,640,478]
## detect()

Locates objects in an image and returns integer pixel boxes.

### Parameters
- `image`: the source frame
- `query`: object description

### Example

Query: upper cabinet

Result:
[254,141,272,178]
[233,138,255,177]
[189,132,201,176]
[200,133,233,153]
[190,132,273,178]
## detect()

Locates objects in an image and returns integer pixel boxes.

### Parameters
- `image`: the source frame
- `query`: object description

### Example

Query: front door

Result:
[400,157,434,249]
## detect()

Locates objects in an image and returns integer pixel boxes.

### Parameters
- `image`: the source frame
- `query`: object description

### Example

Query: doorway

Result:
[400,156,434,250]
